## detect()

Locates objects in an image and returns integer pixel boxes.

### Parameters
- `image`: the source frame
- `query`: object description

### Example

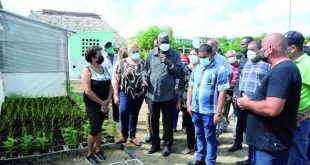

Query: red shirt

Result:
[228,62,240,91]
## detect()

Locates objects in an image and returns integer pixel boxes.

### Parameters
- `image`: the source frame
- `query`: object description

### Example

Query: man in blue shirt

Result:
[187,44,229,165]
[238,33,301,164]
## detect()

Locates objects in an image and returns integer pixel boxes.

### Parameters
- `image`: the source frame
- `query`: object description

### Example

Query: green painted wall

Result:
[69,32,114,79]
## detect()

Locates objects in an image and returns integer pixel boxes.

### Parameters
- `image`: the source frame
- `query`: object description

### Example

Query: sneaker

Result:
[94,150,106,161]
[162,146,171,157]
[181,148,195,154]
[187,160,206,165]
[86,154,99,165]
[228,143,242,152]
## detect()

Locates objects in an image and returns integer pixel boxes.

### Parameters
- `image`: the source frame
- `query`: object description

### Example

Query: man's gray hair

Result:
[226,50,237,56]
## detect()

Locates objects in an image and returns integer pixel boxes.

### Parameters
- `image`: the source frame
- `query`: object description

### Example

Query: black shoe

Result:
[187,160,206,165]
[148,145,160,154]
[228,143,242,152]
[162,146,171,157]
[236,159,249,165]
[86,154,100,165]
[94,150,106,161]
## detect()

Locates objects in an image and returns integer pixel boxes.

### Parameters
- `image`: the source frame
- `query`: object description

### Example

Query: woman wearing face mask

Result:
[179,48,199,154]
[113,43,146,146]
[81,46,113,164]
[112,46,128,89]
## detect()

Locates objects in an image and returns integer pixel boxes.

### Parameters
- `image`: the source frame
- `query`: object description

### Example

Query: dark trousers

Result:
[112,97,119,122]
[235,105,248,145]
[183,107,196,150]
[148,98,174,148]
[119,91,144,138]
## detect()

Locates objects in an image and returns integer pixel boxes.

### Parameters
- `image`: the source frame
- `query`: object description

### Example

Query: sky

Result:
[1,0,310,39]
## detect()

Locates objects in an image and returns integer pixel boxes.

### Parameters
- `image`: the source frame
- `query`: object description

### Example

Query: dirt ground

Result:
[52,81,248,165]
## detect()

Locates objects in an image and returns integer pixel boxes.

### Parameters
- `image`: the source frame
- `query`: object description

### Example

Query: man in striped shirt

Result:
[187,44,229,165]
[236,40,271,165]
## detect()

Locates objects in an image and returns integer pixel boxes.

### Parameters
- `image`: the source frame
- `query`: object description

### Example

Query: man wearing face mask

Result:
[142,32,183,156]
[207,39,233,144]
[285,31,310,165]
[235,40,271,165]
[187,44,229,165]
[219,50,240,134]
[228,36,254,153]
[238,33,301,164]
[103,41,120,123]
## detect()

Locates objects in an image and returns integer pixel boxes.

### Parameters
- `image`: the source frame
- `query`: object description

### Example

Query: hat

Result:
[181,54,190,64]
[284,31,305,45]
[104,41,112,48]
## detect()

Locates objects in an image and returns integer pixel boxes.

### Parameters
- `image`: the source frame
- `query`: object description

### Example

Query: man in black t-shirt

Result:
[238,33,301,165]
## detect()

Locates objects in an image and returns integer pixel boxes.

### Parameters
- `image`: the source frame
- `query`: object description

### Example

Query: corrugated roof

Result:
[41,9,101,19]
[28,9,127,48]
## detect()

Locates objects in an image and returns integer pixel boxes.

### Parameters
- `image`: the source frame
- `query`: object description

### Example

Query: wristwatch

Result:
[215,112,222,117]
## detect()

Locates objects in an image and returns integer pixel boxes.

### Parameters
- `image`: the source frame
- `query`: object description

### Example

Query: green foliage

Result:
[64,80,73,97]
[305,36,310,44]
[3,137,18,157]
[103,120,118,137]
[216,34,266,57]
[61,127,78,148]
[20,134,33,155]
[82,122,90,140]
[34,133,48,150]
[136,25,176,52]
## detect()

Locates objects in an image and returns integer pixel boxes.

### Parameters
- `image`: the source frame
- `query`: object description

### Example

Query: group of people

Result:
[81,31,310,165]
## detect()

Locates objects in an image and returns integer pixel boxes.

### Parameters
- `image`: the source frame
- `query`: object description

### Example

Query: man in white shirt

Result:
[102,41,119,122]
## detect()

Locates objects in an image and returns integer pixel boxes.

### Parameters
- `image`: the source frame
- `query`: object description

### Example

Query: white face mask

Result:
[159,44,170,52]
[247,50,257,61]
[189,55,199,65]
[228,57,237,64]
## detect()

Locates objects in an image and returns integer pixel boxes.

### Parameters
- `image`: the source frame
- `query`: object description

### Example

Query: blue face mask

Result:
[131,53,141,60]
[200,57,210,67]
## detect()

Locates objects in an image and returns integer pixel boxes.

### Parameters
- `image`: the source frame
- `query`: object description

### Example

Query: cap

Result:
[284,31,305,45]
[181,54,190,64]
[103,41,112,48]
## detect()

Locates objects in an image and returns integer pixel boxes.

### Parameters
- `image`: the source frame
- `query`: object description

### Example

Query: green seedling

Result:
[3,137,18,157]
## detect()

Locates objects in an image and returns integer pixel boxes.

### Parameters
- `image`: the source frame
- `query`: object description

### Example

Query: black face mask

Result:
[261,57,268,63]
[122,53,128,58]
[96,56,104,64]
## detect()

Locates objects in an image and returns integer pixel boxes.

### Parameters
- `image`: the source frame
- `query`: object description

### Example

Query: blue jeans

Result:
[251,147,289,165]
[119,91,144,138]
[192,112,217,164]
[288,118,310,164]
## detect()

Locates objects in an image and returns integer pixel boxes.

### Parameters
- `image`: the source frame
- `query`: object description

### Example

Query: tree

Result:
[136,25,176,59]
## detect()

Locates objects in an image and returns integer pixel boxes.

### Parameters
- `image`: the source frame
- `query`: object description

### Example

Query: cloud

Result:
[2,0,309,39]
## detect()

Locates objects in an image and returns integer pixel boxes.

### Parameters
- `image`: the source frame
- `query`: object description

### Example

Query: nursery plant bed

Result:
[0,143,122,164]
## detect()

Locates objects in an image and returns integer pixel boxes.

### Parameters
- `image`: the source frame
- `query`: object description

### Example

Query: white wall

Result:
[3,72,67,97]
